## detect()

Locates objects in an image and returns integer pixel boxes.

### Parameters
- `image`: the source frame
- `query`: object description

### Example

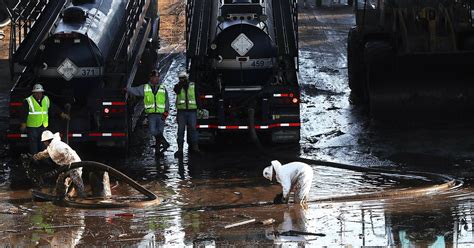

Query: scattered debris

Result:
[18,205,33,212]
[260,218,275,225]
[224,219,256,229]
[115,213,134,218]
[28,224,85,230]
[110,238,149,242]
[0,207,26,215]
[236,214,252,219]
[1,230,20,233]
[318,66,340,74]
[276,230,326,237]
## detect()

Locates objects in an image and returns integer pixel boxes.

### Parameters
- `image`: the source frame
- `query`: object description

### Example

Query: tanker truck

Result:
[7,0,160,151]
[185,0,301,144]
[348,0,474,118]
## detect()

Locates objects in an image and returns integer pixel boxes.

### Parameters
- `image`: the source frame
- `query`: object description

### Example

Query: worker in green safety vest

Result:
[20,84,70,154]
[173,71,200,158]
[126,70,170,156]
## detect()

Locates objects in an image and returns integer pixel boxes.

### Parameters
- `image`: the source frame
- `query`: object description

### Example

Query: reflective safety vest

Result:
[176,83,197,110]
[144,84,166,114]
[26,95,50,128]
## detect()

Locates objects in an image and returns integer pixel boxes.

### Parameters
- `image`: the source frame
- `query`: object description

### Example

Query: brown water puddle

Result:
[0,164,472,247]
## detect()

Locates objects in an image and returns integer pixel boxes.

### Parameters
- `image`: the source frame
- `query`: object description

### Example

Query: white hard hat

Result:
[263,160,282,181]
[263,165,273,181]
[41,130,55,142]
[178,71,189,79]
[32,84,45,93]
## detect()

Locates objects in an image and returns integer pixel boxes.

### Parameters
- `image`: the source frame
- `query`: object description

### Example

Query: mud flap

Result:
[197,130,216,144]
[367,47,474,119]
[347,27,368,104]
[364,40,394,118]
[271,129,300,143]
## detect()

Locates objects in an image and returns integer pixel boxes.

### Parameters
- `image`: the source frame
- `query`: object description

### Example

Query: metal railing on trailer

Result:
[9,0,66,67]
[272,0,299,65]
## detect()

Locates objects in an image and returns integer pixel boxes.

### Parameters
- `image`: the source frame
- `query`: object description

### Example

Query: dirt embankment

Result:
[159,0,186,46]
[0,26,10,87]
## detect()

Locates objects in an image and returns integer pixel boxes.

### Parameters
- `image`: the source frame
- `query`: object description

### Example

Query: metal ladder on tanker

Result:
[8,0,67,83]
[272,0,299,63]
[185,0,213,69]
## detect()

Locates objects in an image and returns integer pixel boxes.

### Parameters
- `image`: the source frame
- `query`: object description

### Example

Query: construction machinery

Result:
[6,0,160,150]
[348,0,474,118]
[186,0,300,144]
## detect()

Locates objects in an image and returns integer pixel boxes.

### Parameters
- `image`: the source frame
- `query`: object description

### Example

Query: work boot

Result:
[154,136,162,156]
[159,134,170,153]
[174,142,183,158]
[189,143,201,154]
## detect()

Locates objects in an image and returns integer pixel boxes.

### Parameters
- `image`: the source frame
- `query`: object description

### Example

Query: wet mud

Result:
[1,3,474,247]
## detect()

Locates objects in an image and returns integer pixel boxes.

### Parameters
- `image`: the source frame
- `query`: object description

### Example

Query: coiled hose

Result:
[32,161,161,208]
[247,108,461,203]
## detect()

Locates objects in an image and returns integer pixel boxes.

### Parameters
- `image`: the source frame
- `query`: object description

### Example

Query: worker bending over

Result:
[263,160,314,206]
[33,131,111,199]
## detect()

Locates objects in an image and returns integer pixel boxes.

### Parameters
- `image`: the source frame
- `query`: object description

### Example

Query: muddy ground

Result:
[1,2,474,247]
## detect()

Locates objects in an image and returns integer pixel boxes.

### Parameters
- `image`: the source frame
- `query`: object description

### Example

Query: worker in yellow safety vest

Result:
[126,70,170,156]
[173,71,200,158]
[20,84,70,154]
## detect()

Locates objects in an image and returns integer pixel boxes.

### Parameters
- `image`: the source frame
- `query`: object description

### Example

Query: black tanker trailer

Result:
[6,0,160,150]
[186,0,300,144]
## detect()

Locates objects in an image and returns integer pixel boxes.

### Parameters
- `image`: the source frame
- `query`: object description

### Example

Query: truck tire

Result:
[347,0,353,6]
[0,10,10,28]
[347,27,368,104]
[463,36,474,51]
[0,0,14,28]
[364,40,394,118]
[316,0,322,7]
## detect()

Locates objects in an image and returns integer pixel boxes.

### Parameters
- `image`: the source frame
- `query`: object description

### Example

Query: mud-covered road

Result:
[2,3,474,247]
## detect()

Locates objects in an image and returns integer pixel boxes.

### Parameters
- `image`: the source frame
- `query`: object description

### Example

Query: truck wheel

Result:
[364,40,394,118]
[0,7,10,28]
[347,27,368,104]
[347,0,353,6]
[463,36,474,51]
[316,0,322,7]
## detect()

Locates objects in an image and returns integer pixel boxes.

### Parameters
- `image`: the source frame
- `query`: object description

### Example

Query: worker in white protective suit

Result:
[33,131,111,199]
[263,160,314,205]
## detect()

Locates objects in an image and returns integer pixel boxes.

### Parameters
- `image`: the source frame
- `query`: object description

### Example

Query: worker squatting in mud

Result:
[263,160,314,206]
[32,130,111,199]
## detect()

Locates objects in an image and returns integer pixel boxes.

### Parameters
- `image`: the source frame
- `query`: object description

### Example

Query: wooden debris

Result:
[0,207,26,215]
[277,230,326,237]
[261,218,275,225]
[224,219,256,229]
[110,238,151,242]
[28,225,84,230]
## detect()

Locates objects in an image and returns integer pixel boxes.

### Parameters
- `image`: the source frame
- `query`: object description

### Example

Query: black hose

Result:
[33,161,161,208]
[246,108,461,201]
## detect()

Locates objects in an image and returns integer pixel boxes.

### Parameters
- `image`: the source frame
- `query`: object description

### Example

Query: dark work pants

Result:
[177,110,197,145]
[27,126,45,154]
